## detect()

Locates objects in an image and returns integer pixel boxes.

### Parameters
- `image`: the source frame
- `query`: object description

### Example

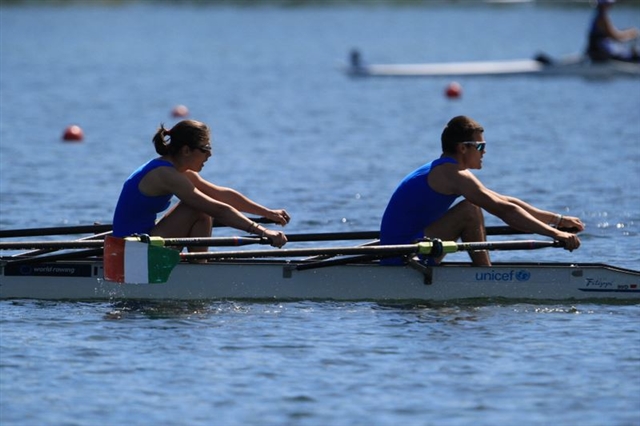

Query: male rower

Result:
[379,115,584,267]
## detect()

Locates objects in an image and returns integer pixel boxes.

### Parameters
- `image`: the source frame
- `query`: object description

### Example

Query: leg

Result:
[424,200,491,266]
[151,202,212,253]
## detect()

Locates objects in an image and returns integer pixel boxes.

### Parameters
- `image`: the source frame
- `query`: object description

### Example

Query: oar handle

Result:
[159,236,269,247]
[425,239,564,254]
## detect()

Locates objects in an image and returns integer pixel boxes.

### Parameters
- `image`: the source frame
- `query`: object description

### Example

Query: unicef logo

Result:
[515,270,531,282]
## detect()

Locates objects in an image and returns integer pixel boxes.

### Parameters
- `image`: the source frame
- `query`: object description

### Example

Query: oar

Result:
[0,217,277,238]
[1,234,372,250]
[0,222,580,239]
[272,225,579,241]
[295,254,379,271]
[0,236,267,250]
[12,230,114,258]
[0,224,113,238]
[1,225,580,251]
[182,239,565,261]
[4,249,104,267]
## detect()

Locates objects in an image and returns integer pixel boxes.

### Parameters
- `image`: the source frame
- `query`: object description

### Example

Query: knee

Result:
[458,200,483,221]
[196,211,212,227]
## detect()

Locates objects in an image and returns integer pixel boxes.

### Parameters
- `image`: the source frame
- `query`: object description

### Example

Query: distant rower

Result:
[586,0,639,62]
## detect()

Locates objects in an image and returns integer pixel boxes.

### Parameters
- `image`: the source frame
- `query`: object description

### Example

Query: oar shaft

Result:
[14,230,114,258]
[182,239,563,260]
[5,249,103,267]
[160,232,379,246]
[0,240,105,250]
[0,236,266,250]
[161,236,266,247]
[0,224,113,238]
[182,244,421,259]
[439,240,563,254]
[155,227,569,246]
[0,217,277,238]
[0,223,579,241]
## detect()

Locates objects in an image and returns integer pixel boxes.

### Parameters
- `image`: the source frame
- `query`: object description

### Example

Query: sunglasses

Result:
[462,141,486,152]
[194,144,212,154]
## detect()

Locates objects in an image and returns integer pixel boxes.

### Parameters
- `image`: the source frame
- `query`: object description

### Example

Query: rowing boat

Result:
[1,256,638,303]
[1,226,638,303]
[345,51,640,78]
[1,259,638,302]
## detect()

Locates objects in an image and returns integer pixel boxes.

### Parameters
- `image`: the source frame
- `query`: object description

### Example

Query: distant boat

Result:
[345,50,640,78]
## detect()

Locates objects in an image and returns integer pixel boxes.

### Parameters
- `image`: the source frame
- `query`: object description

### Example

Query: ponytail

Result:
[152,124,171,156]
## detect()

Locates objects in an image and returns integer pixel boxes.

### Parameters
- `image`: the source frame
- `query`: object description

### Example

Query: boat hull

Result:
[1,260,639,303]
[346,56,640,78]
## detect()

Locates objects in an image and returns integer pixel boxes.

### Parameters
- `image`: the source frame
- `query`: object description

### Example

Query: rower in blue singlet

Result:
[586,0,639,62]
[378,116,584,267]
[111,120,290,249]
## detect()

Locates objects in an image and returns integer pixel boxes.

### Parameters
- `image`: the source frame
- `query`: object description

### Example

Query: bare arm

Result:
[185,171,290,226]
[600,13,639,42]
[147,167,287,246]
[453,171,581,250]
[490,192,584,231]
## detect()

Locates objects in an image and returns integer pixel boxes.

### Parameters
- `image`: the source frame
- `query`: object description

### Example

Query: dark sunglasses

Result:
[462,141,486,152]
[194,144,212,154]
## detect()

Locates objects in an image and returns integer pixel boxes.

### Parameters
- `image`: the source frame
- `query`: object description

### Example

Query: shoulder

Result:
[443,167,480,186]
[144,162,185,187]
[149,161,178,176]
[429,163,480,195]
[183,170,204,183]
[139,158,174,175]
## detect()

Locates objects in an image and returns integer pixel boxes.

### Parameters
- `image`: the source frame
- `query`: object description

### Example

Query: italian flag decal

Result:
[104,236,181,284]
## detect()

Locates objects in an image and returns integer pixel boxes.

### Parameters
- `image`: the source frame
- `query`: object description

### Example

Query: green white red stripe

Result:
[104,236,180,284]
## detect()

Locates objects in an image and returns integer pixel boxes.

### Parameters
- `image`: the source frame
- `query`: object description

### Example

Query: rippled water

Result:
[1,2,639,425]
[2,301,639,426]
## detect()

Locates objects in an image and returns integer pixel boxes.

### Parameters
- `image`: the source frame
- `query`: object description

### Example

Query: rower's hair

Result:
[152,120,210,156]
[441,116,484,154]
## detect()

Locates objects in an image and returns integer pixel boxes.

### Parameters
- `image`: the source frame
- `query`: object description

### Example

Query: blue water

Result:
[1,2,639,425]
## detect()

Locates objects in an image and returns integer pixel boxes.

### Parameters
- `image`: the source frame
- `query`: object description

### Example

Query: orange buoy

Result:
[171,104,189,118]
[62,125,84,142]
[445,82,462,99]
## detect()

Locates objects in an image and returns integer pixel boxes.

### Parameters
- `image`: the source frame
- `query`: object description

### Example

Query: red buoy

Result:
[171,105,189,118]
[445,82,462,99]
[62,125,84,142]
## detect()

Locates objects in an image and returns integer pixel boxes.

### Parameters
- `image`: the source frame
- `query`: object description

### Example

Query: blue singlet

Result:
[379,157,460,265]
[112,159,174,237]
[586,7,632,61]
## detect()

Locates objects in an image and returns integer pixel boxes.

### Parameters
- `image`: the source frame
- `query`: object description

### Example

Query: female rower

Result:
[112,120,289,249]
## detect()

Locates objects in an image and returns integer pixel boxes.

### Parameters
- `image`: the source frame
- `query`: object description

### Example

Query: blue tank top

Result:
[587,8,610,57]
[586,7,627,60]
[112,159,174,237]
[379,157,460,264]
